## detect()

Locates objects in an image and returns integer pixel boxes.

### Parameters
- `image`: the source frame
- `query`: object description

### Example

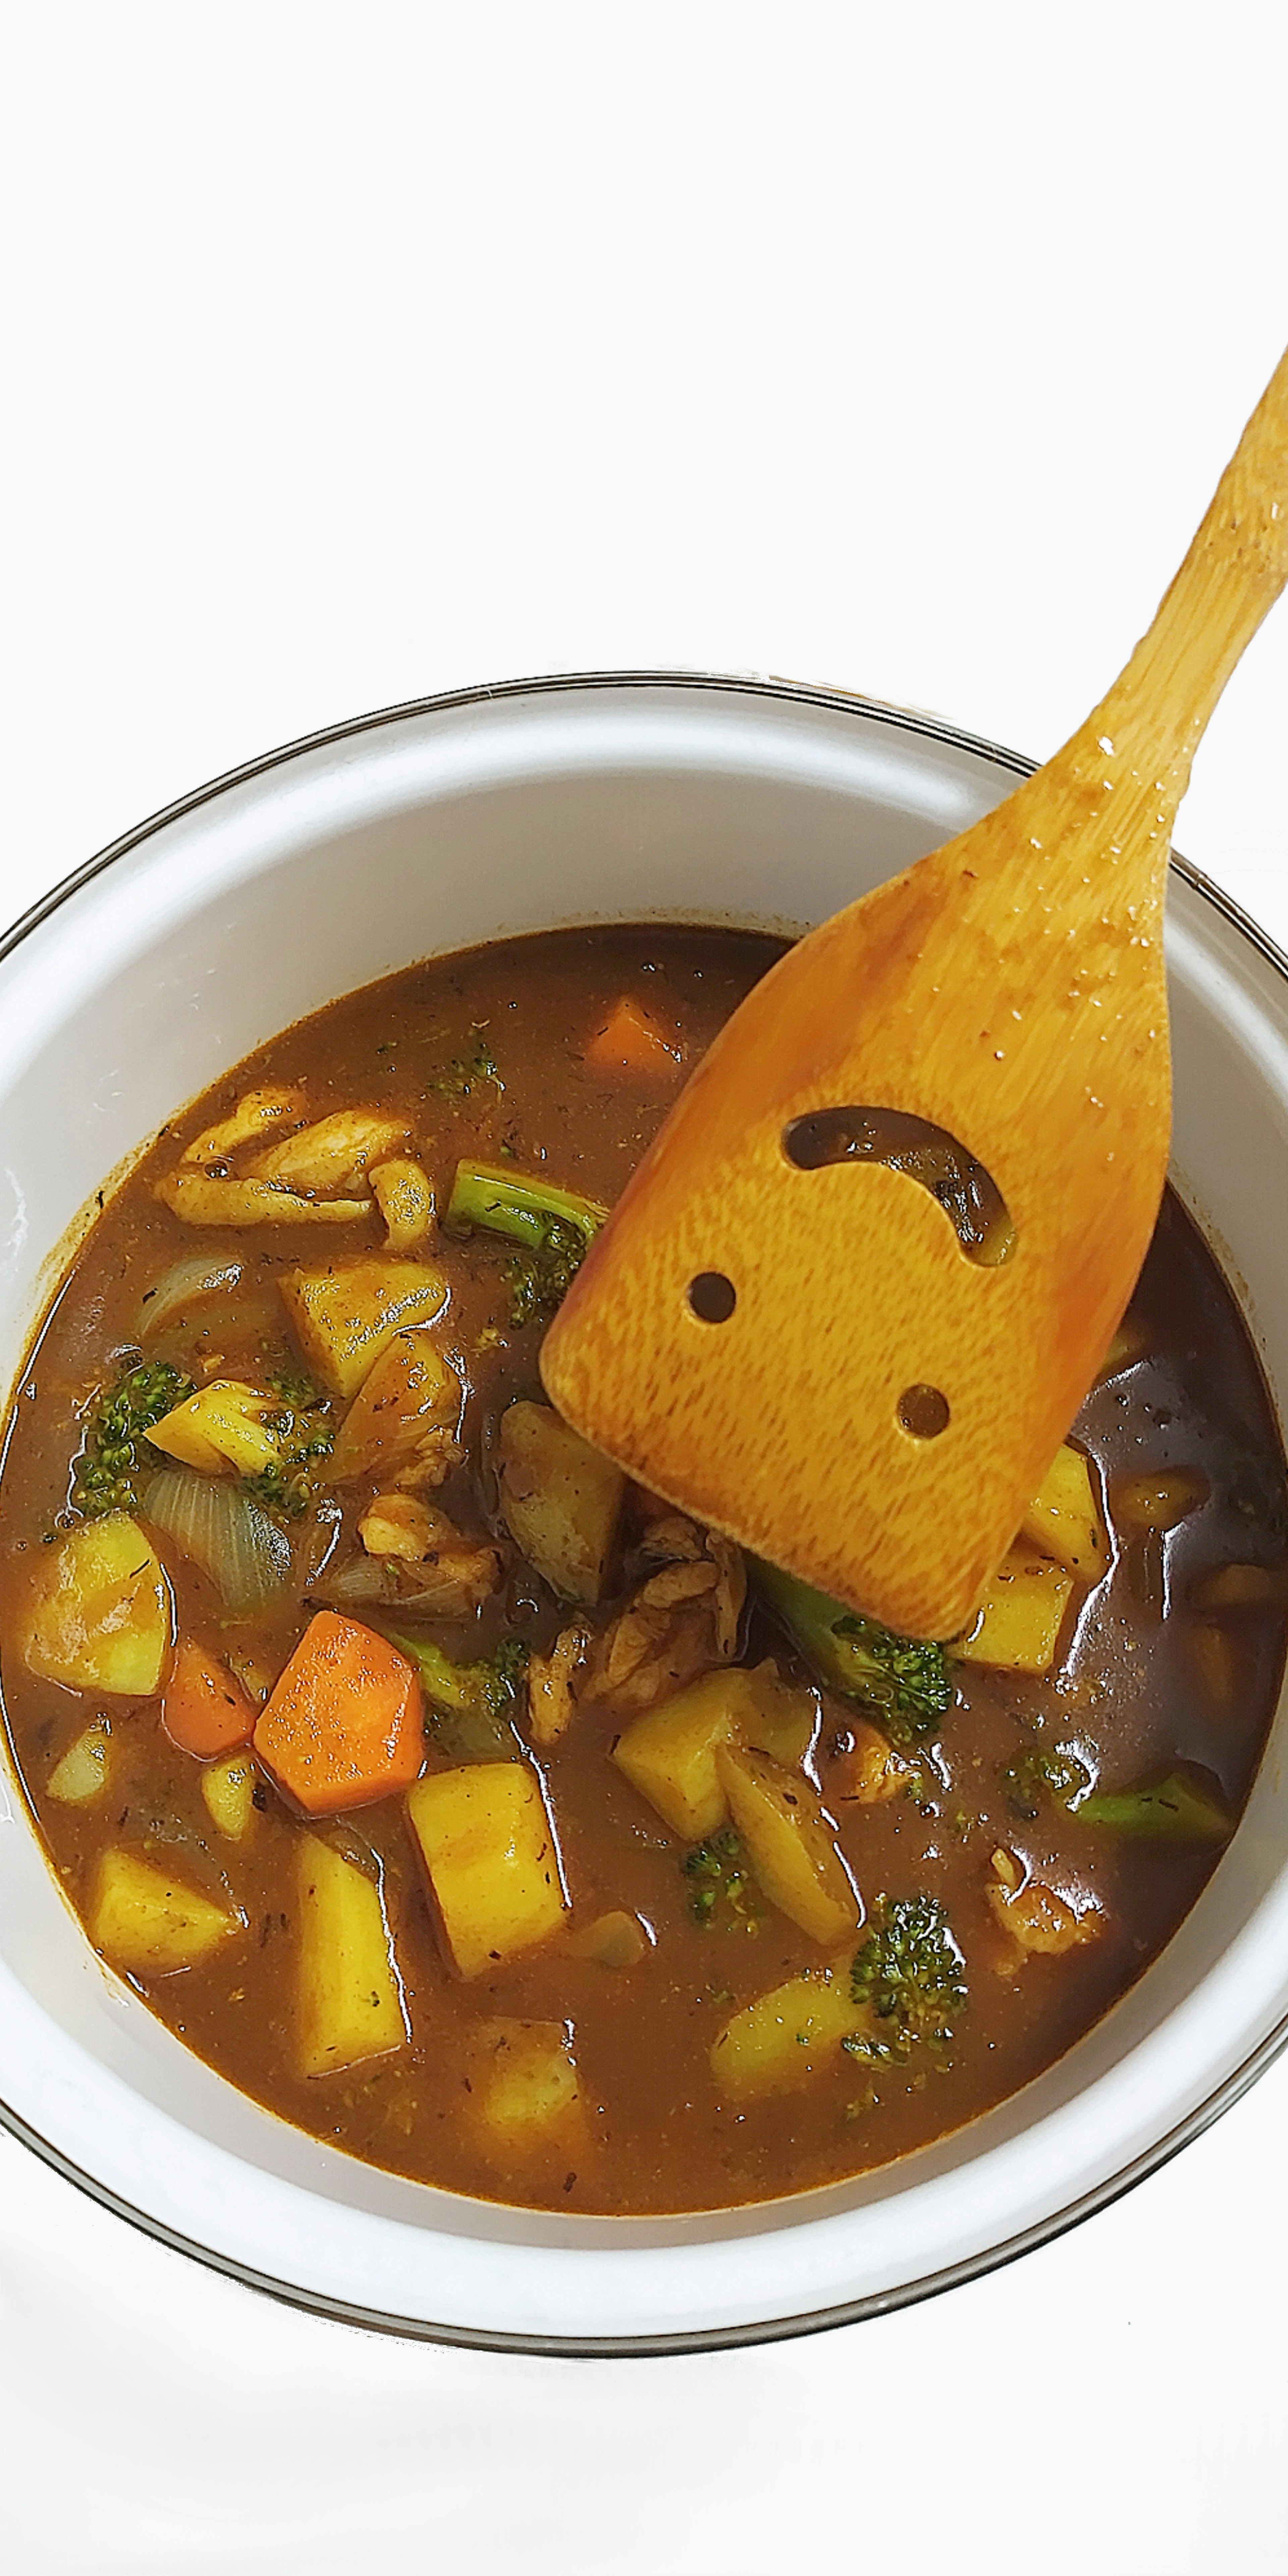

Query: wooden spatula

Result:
[542,344,1288,1641]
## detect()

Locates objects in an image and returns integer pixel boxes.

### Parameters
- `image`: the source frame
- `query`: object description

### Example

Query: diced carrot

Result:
[253,1611,423,1816]
[162,1640,258,1758]
[583,994,682,1080]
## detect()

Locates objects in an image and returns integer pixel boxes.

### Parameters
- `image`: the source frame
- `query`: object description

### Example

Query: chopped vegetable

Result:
[143,1467,291,1614]
[445,1160,606,1326]
[955,1547,1073,1674]
[753,1558,952,1741]
[149,1380,284,1479]
[1190,1561,1288,1612]
[710,1960,870,2101]
[155,1171,374,1228]
[201,1751,258,1841]
[463,2016,581,2156]
[89,1847,240,1975]
[47,1719,113,1805]
[613,1668,761,1839]
[162,1640,257,1758]
[1003,1740,1094,1817]
[244,1374,336,1519]
[294,1835,407,2077]
[715,1743,857,1945]
[1113,1468,1210,1533]
[405,1761,567,1978]
[370,1157,436,1252]
[566,1910,649,1968]
[433,1028,503,1099]
[386,1631,527,1763]
[1018,1442,1108,1581]
[1076,1767,1233,1841]
[254,1612,424,1816]
[277,1257,449,1399]
[328,1328,462,1488]
[496,1400,625,1603]
[1095,1312,1150,1380]
[134,1250,245,1344]
[23,1514,172,1695]
[1190,1621,1241,1705]
[354,1497,500,1615]
[846,1895,967,2065]
[582,993,681,1079]
[73,1360,194,1516]
[683,1826,762,1930]
[247,1108,412,1193]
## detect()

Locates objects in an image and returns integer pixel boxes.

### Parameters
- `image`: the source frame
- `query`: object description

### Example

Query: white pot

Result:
[1,673,1286,2355]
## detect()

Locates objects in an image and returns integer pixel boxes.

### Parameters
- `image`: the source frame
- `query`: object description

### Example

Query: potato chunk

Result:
[1019,1443,1108,1582]
[149,1379,281,1478]
[278,1258,449,1399]
[23,1514,172,1696]
[715,1744,858,1945]
[90,1848,240,1975]
[496,1401,625,1603]
[710,1959,869,2101]
[47,1719,114,1805]
[956,1547,1073,1674]
[463,2016,581,2157]
[613,1667,758,1839]
[295,1836,407,2077]
[406,1761,567,1978]
[201,1751,258,1841]
[329,1328,463,1487]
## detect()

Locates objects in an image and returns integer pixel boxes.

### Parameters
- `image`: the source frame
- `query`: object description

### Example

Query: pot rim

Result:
[4,665,1286,2359]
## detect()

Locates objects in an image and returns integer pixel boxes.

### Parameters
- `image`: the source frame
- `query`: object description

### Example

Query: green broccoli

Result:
[844,1893,967,2067]
[753,1559,953,1746]
[245,1372,335,1521]
[1076,1767,1232,1842]
[387,1629,530,1762]
[72,1360,194,1516]
[683,1827,762,1930]
[433,1027,505,1101]
[1003,1741,1094,1819]
[445,1160,608,1327]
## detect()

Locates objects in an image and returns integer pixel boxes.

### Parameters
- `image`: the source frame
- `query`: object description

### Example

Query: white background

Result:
[3,4,1288,2569]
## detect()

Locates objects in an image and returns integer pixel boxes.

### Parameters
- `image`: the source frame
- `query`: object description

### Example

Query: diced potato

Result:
[248,1108,412,1193]
[1113,1468,1210,1534]
[1190,1621,1241,1707]
[1019,1443,1108,1582]
[613,1667,765,1838]
[183,1084,306,1165]
[463,2016,581,2155]
[23,1514,172,1696]
[406,1762,567,1979]
[710,1958,870,2101]
[738,1661,819,1768]
[496,1401,625,1603]
[370,1157,436,1252]
[278,1258,449,1399]
[47,1718,113,1805]
[294,1835,407,2076]
[956,1547,1074,1674]
[156,1171,372,1228]
[1096,1312,1150,1380]
[149,1379,281,1478]
[566,1909,649,1968]
[329,1328,463,1486]
[201,1751,259,1841]
[715,1743,858,1945]
[1190,1561,1288,1613]
[829,1716,910,1806]
[90,1847,240,1975]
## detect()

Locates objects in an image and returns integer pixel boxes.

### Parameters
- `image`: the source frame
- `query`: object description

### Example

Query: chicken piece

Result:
[181,1085,306,1167]
[248,1108,412,1194]
[586,1524,746,1717]
[370,1158,436,1252]
[355,1496,502,1617]
[155,1171,373,1228]
[986,1847,1101,1963]
[827,1714,911,1806]
[525,1622,592,1747]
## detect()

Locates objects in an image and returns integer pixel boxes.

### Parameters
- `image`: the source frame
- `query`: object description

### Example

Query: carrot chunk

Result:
[162,1640,257,1758]
[583,994,681,1080]
[254,1611,423,1815]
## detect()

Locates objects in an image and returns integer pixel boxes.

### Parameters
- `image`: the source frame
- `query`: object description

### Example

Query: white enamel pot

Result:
[1,673,1286,2355]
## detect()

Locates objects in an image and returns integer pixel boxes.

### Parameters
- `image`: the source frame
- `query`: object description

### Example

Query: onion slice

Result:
[143,1467,291,1614]
[135,1250,245,1343]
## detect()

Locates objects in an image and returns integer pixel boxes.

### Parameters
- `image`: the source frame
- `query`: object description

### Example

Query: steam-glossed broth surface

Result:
[1,926,1284,2214]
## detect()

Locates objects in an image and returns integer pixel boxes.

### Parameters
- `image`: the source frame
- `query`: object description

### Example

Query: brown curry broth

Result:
[0,926,1284,2215]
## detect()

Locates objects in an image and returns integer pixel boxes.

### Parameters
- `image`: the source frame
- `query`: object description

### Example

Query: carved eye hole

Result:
[688,1271,737,1323]
[782,1106,1015,1268]
[898,1383,951,1439]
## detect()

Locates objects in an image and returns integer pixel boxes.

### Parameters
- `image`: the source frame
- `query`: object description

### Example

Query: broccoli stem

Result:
[752,1558,952,1739]
[1076,1768,1232,1841]
[444,1162,607,1258]
[385,1629,529,1762]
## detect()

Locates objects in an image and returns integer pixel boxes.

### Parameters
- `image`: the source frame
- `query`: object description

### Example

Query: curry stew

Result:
[1,927,1284,2215]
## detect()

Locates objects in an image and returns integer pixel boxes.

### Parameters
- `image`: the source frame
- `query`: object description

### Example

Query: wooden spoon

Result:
[542,344,1288,1640]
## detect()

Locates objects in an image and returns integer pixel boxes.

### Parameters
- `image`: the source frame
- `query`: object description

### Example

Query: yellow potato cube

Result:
[715,1743,858,1946]
[1019,1442,1108,1581]
[24,1514,172,1696]
[496,1401,625,1603]
[464,2016,581,2156]
[613,1667,767,1839]
[956,1547,1074,1674]
[710,1959,869,2101]
[406,1762,567,1979]
[47,1719,114,1805]
[149,1379,281,1478]
[201,1751,259,1841]
[295,1836,407,2077]
[90,1847,240,1976]
[278,1257,449,1398]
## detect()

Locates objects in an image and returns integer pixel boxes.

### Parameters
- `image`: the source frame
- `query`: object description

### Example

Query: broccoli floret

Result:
[753,1559,953,1746]
[845,1893,967,2066]
[245,1372,335,1520]
[683,1827,762,1930]
[387,1629,530,1761]
[1003,1741,1094,1819]
[445,1160,608,1328]
[433,1027,505,1100]
[73,1360,194,1516]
